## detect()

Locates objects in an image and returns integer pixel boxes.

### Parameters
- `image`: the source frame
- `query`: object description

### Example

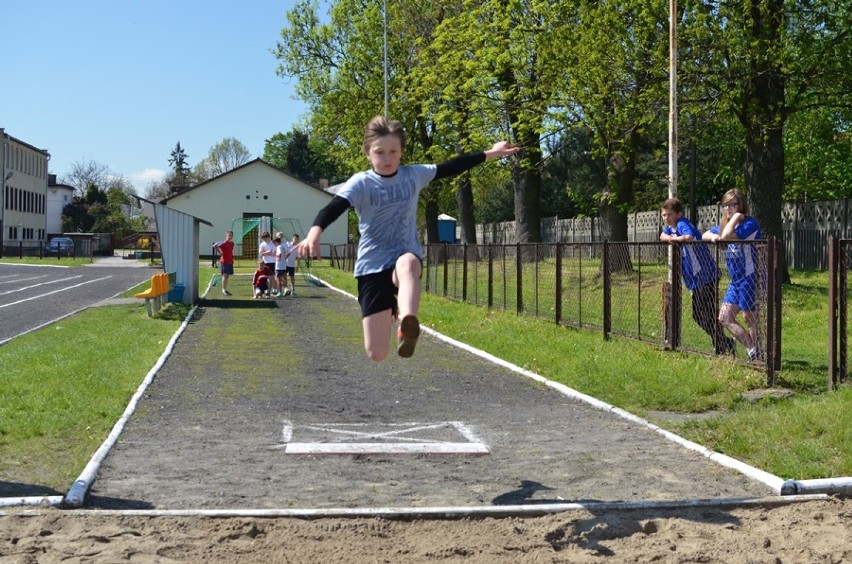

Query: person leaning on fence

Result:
[702,188,764,361]
[660,198,736,355]
[294,115,520,361]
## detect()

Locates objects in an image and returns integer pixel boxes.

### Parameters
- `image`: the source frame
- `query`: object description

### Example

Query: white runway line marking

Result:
[0,274,52,284]
[0,276,111,309]
[280,421,490,455]
[0,275,83,295]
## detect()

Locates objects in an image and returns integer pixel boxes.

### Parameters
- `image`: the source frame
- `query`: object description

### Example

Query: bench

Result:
[134,272,175,317]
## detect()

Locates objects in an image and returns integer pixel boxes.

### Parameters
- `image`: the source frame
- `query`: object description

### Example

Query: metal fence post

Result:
[487,244,494,309]
[829,236,838,390]
[516,243,523,314]
[555,243,562,325]
[442,243,448,297]
[462,244,468,302]
[766,238,777,387]
[603,240,611,339]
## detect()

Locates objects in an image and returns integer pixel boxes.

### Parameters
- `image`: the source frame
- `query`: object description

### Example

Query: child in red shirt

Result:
[252,260,273,298]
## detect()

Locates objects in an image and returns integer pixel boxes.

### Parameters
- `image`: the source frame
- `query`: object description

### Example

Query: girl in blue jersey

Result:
[703,189,764,360]
[660,198,735,355]
[296,115,519,361]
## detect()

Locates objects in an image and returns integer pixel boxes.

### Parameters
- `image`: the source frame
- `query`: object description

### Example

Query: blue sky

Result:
[2,0,307,193]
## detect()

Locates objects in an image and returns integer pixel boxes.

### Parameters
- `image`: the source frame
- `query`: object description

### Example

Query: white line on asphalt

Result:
[0,275,84,295]
[0,275,112,309]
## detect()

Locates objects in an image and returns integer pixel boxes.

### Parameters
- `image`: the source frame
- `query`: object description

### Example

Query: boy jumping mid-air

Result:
[296,115,519,361]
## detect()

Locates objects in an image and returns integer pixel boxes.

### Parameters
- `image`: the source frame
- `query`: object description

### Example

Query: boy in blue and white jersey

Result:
[703,189,764,361]
[294,115,519,361]
[660,198,735,355]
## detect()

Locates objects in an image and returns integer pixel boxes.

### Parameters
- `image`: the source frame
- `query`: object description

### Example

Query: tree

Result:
[193,137,252,181]
[62,160,112,198]
[144,177,173,201]
[273,0,526,243]
[681,0,852,251]
[263,129,346,185]
[168,142,191,189]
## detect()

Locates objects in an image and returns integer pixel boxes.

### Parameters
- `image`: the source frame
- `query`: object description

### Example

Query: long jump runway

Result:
[86,279,778,511]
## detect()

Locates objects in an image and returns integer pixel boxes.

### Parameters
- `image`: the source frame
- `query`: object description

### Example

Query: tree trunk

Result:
[739,0,790,282]
[513,144,543,244]
[424,198,439,244]
[598,131,638,272]
[456,175,477,244]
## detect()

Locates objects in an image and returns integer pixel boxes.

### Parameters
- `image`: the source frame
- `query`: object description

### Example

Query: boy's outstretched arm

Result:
[484,141,520,159]
[297,225,323,260]
[296,195,352,259]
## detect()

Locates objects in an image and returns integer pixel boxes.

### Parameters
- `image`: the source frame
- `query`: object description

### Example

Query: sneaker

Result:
[290,290,297,297]
[282,288,291,296]
[748,347,758,361]
[222,289,232,296]
[271,290,280,297]
[254,289,261,298]
[397,315,420,358]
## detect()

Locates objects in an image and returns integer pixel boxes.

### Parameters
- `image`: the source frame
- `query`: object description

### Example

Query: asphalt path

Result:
[88,278,778,511]
[0,257,158,345]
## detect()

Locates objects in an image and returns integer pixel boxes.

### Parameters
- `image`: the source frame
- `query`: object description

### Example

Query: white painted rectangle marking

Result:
[280,420,489,455]
[284,442,489,455]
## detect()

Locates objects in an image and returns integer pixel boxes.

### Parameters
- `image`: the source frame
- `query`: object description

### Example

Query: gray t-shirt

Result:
[337,164,437,277]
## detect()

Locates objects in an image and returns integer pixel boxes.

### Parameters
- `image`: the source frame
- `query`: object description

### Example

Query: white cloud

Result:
[130,168,166,192]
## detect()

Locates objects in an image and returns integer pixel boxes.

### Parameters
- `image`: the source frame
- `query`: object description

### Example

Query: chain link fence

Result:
[423,240,782,385]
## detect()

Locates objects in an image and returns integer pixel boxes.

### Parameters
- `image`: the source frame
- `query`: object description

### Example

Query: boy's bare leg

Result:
[393,253,421,319]
[394,254,422,357]
[719,303,753,349]
[363,309,394,361]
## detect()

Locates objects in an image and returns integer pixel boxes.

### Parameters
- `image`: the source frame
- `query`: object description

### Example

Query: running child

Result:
[295,115,519,361]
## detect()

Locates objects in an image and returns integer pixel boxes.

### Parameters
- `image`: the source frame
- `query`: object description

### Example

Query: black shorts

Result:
[357,269,398,318]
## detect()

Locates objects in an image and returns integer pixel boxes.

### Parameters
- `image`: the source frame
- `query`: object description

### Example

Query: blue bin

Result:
[168,283,185,303]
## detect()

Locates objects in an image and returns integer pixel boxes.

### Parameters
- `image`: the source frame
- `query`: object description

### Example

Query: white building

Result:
[46,175,75,235]
[160,159,347,259]
[1,129,50,250]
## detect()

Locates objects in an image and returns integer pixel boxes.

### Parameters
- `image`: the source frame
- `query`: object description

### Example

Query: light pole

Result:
[383,0,388,118]
[668,0,678,199]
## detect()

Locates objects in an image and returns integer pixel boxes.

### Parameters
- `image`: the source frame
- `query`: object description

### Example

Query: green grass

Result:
[319,265,851,480]
[0,263,848,498]
[0,303,187,494]
[0,256,94,266]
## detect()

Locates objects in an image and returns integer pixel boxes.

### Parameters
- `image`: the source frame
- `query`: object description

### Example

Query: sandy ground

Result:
[1,277,850,562]
[1,497,850,562]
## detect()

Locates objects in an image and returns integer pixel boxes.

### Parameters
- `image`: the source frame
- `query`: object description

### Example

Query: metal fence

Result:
[828,237,850,390]
[329,239,781,385]
[422,241,781,385]
[474,199,852,271]
[0,233,113,259]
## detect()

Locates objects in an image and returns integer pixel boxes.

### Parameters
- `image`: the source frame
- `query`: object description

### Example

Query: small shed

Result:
[438,214,457,244]
[136,196,213,304]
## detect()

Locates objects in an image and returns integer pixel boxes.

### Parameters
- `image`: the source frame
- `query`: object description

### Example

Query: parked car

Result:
[45,237,75,255]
